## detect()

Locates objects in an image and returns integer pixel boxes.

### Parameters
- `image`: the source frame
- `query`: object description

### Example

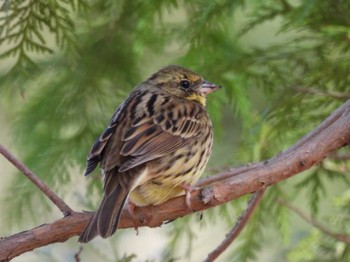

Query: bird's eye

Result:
[180,80,190,89]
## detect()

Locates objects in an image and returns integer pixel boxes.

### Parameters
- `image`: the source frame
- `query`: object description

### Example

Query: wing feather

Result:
[85,89,208,175]
[84,102,125,176]
[118,101,207,172]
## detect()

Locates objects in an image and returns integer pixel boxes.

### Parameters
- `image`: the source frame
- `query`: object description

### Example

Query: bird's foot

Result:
[180,183,200,212]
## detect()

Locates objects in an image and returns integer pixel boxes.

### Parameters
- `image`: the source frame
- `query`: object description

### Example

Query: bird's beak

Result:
[198,80,221,96]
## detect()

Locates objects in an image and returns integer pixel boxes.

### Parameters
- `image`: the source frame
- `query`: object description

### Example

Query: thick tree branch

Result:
[0,100,350,261]
[278,198,350,244]
[197,162,263,187]
[0,145,73,216]
[204,187,266,262]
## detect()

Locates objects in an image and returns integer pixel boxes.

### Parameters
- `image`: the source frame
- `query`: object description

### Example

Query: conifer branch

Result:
[0,145,73,216]
[0,0,80,75]
[292,86,350,100]
[278,198,350,244]
[330,152,350,160]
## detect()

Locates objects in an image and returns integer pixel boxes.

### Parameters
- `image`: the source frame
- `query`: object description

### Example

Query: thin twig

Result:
[204,187,267,262]
[278,198,350,244]
[292,86,350,100]
[0,144,73,216]
[330,152,350,160]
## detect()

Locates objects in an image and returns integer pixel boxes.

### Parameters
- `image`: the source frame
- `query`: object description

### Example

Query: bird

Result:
[78,65,220,243]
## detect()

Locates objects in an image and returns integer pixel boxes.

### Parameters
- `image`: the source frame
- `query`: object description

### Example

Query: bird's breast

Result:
[129,123,213,206]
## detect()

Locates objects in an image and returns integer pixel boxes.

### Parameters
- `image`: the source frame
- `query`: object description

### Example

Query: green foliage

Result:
[0,0,86,91]
[162,215,198,260]
[295,164,350,215]
[1,0,350,261]
[287,190,350,262]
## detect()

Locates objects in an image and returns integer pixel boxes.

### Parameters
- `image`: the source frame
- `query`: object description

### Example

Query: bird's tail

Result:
[78,170,130,243]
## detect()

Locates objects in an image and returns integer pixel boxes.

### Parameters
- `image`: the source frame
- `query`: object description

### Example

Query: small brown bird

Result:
[79,65,220,243]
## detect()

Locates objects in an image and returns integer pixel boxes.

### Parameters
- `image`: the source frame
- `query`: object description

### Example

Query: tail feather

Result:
[78,185,129,243]
[98,185,129,238]
[78,210,99,243]
[79,166,133,243]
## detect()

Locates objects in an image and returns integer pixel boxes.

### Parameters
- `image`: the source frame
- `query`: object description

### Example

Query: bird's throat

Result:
[186,93,206,106]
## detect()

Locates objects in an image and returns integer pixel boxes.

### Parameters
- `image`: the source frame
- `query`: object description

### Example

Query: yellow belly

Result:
[129,145,210,206]
[129,183,184,206]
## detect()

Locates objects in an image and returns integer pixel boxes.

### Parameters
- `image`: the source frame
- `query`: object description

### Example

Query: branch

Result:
[1,100,350,261]
[292,86,350,100]
[0,145,73,216]
[330,152,350,160]
[278,198,350,244]
[197,162,263,187]
[204,187,266,262]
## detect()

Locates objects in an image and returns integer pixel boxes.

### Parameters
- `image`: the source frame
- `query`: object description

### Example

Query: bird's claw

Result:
[181,183,200,212]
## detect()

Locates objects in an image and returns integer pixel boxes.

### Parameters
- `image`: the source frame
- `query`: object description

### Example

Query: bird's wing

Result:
[118,100,207,172]
[84,100,127,176]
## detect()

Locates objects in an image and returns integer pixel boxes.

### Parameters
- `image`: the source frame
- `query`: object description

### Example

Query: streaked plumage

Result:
[79,65,220,243]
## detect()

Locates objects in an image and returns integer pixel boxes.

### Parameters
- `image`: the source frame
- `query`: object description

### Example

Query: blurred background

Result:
[0,0,350,261]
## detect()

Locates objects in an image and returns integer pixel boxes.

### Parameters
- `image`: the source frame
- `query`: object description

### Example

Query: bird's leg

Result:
[128,201,139,235]
[180,183,200,212]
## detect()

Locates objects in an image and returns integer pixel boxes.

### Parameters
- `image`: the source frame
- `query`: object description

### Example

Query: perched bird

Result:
[79,65,220,243]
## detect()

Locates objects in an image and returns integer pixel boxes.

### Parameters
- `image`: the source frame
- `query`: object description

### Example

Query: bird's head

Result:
[146,65,221,106]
